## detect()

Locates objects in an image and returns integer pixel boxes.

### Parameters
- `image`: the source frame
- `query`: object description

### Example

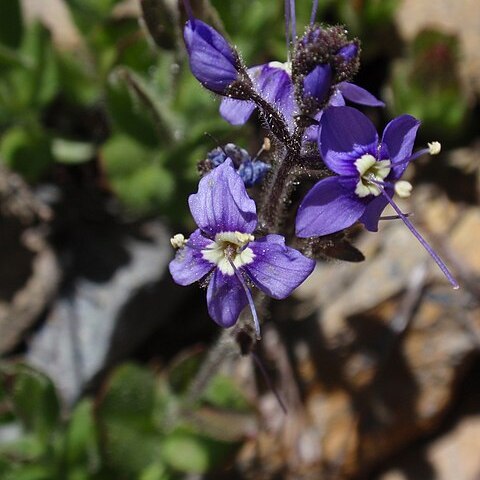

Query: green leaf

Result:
[106,67,173,147]
[139,462,171,480]
[140,0,178,50]
[8,22,59,109]
[202,375,251,412]
[102,134,175,214]
[10,365,60,439]
[97,364,161,476]
[65,400,98,466]
[0,0,24,50]
[98,363,156,422]
[52,138,95,164]
[161,427,235,474]
[0,127,54,182]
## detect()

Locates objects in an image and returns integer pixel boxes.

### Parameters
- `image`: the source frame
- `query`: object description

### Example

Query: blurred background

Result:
[0,0,479,478]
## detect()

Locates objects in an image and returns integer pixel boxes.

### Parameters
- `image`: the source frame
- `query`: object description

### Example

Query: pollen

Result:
[170,233,187,249]
[394,180,413,198]
[428,141,441,155]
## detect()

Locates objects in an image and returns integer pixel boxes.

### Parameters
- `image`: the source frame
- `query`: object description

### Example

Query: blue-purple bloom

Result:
[296,106,420,237]
[295,106,458,288]
[183,18,240,94]
[169,160,315,333]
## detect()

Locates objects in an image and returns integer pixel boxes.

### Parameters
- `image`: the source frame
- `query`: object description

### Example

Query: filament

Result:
[228,259,261,339]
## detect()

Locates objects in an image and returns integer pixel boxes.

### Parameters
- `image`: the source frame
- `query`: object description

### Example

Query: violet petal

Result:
[219,98,256,125]
[169,229,213,285]
[319,106,378,176]
[338,82,385,107]
[207,269,248,327]
[296,176,366,237]
[381,114,420,179]
[245,235,315,299]
[358,195,389,232]
[188,159,257,237]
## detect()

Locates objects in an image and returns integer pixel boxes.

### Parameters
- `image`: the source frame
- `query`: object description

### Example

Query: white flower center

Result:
[202,231,255,276]
[354,154,391,198]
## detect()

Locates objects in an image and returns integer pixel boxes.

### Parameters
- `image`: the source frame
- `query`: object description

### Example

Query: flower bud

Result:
[183,19,241,94]
[337,43,358,62]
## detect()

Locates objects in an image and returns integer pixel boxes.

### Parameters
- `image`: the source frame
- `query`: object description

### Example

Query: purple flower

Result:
[295,106,458,288]
[183,19,240,94]
[296,106,420,237]
[169,160,315,334]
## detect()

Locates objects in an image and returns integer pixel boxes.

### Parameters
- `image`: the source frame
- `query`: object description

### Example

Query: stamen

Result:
[394,180,413,198]
[170,233,187,249]
[228,258,261,339]
[378,186,459,289]
[182,0,194,22]
[310,0,319,24]
[251,351,288,414]
[392,141,441,168]
[380,213,413,221]
[428,141,441,155]
[252,137,271,162]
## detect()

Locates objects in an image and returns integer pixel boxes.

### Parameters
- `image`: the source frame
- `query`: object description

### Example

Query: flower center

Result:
[354,154,391,198]
[202,231,255,276]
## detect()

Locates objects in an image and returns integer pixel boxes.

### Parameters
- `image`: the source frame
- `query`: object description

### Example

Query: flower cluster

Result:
[170,0,458,338]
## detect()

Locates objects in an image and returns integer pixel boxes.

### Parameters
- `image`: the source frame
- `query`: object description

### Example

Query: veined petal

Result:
[189,159,257,236]
[184,19,238,93]
[169,229,213,285]
[319,106,378,176]
[358,195,389,232]
[207,269,248,327]
[337,82,385,107]
[296,176,366,237]
[381,115,420,179]
[245,235,315,299]
[219,98,256,125]
[256,64,296,129]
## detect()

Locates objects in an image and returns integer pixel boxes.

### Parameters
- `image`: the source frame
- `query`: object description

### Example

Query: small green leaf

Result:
[0,127,54,182]
[161,427,235,474]
[11,365,60,439]
[65,400,98,466]
[98,363,156,422]
[52,138,95,164]
[202,375,251,412]
[107,67,173,147]
[139,462,171,480]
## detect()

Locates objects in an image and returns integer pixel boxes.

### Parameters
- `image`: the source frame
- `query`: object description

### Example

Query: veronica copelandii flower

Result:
[169,160,315,335]
[295,106,458,288]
